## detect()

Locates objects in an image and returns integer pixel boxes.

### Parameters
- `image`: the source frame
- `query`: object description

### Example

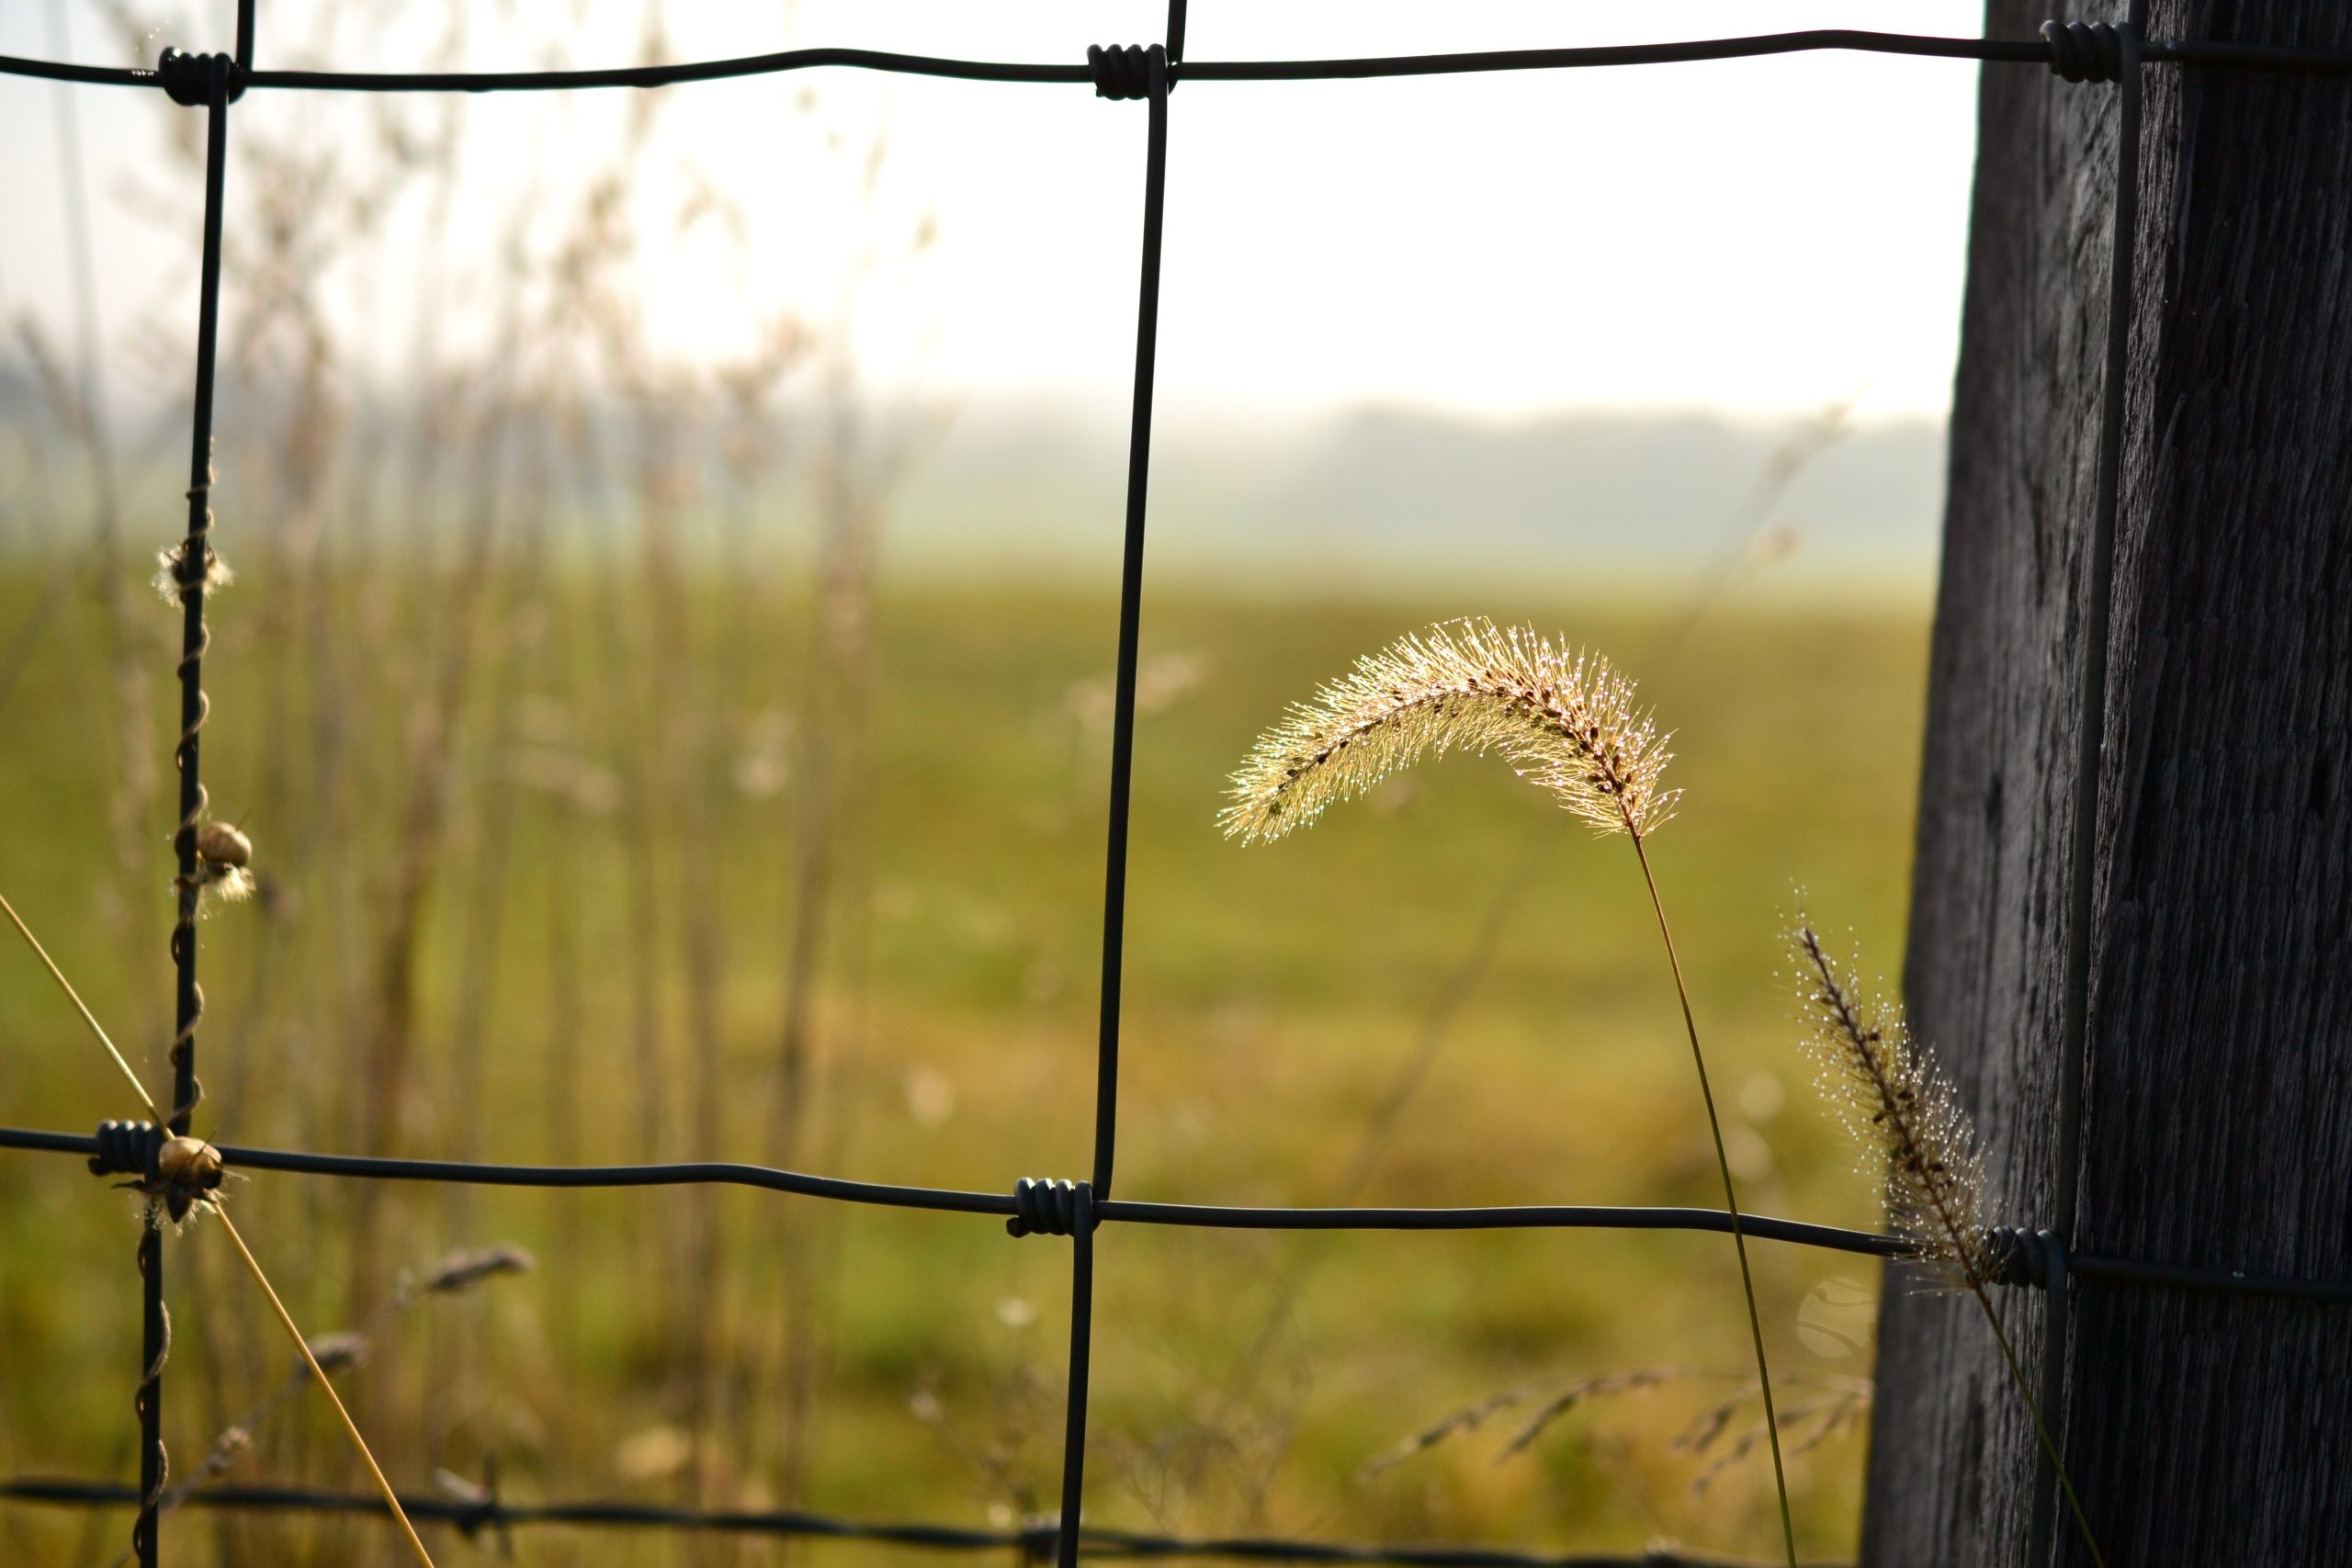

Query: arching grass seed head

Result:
[1221,618,1679,844]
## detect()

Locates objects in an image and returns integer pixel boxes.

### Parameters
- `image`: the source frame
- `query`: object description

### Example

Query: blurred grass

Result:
[0,561,1927,1565]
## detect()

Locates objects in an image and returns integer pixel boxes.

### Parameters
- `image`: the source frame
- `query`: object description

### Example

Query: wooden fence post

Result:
[1863,4,2352,1562]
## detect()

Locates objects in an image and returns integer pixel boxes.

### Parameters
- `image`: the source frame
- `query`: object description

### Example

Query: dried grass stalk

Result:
[1364,1365,1870,1499]
[1355,1388,1529,1480]
[1220,617,1679,843]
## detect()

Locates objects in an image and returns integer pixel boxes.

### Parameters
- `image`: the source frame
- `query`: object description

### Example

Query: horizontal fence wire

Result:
[4,1123,1903,1252]
[8,14,2352,1568]
[10,29,2352,94]
[10,1125,2351,1303]
[0,1478,1840,1568]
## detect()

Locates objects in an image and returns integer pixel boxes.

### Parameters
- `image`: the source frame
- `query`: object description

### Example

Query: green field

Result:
[0,559,1929,1565]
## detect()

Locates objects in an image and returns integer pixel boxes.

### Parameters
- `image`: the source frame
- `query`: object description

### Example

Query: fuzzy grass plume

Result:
[1227,621,1797,1568]
[1219,618,1679,843]
[1791,923,1988,1283]
[1789,918,2106,1568]
[153,541,232,605]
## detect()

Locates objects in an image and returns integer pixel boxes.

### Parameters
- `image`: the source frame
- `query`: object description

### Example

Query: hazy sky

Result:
[1,1,1986,421]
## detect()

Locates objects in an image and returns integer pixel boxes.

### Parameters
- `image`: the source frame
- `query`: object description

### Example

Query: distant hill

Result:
[888,400,1948,595]
[0,364,1946,594]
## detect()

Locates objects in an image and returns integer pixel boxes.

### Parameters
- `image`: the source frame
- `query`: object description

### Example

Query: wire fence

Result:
[4,7,2352,1567]
[0,1476,1847,1568]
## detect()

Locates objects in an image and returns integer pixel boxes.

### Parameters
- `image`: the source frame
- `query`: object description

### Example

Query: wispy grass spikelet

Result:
[190,866,257,913]
[1790,918,2108,1566]
[419,1242,537,1297]
[300,1331,371,1378]
[1791,922,1988,1284]
[153,543,232,605]
[1220,617,1679,843]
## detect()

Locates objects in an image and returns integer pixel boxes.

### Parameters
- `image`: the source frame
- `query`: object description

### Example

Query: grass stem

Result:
[1,889,159,1118]
[1628,834,1795,1568]
[212,1208,436,1568]
[1973,1283,2106,1568]
[7,888,432,1564]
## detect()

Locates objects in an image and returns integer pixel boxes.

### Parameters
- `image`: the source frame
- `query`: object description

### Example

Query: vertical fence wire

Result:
[2041,14,2142,1568]
[132,1219,162,1562]
[1066,37,1172,1568]
[1089,42,1172,1204]
[144,51,236,1568]
[1052,1183,1099,1568]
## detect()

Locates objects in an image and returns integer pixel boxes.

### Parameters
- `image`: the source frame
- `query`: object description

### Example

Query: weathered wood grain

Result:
[1865,4,2352,1564]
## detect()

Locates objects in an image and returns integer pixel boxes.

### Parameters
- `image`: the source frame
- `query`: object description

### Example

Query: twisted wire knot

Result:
[1013,1517,1059,1565]
[444,1457,514,1555]
[90,1120,165,1181]
[1005,1178,1094,1237]
[456,1497,510,1556]
[90,1121,227,1223]
[2041,20,2125,84]
[1984,1224,2069,1290]
[1087,44,1167,100]
[156,48,243,107]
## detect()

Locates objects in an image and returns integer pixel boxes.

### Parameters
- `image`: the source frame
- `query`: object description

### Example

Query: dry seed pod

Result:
[156,1134,223,1187]
[195,822,252,870]
[152,1134,227,1224]
[186,821,257,908]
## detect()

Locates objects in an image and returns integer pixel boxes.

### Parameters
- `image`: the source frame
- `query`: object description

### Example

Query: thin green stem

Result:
[1971,1280,2107,1568]
[1628,833,1795,1568]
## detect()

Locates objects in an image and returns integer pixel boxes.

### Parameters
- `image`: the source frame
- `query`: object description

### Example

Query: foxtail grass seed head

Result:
[153,542,232,605]
[1221,618,1679,843]
[1791,922,1988,1283]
